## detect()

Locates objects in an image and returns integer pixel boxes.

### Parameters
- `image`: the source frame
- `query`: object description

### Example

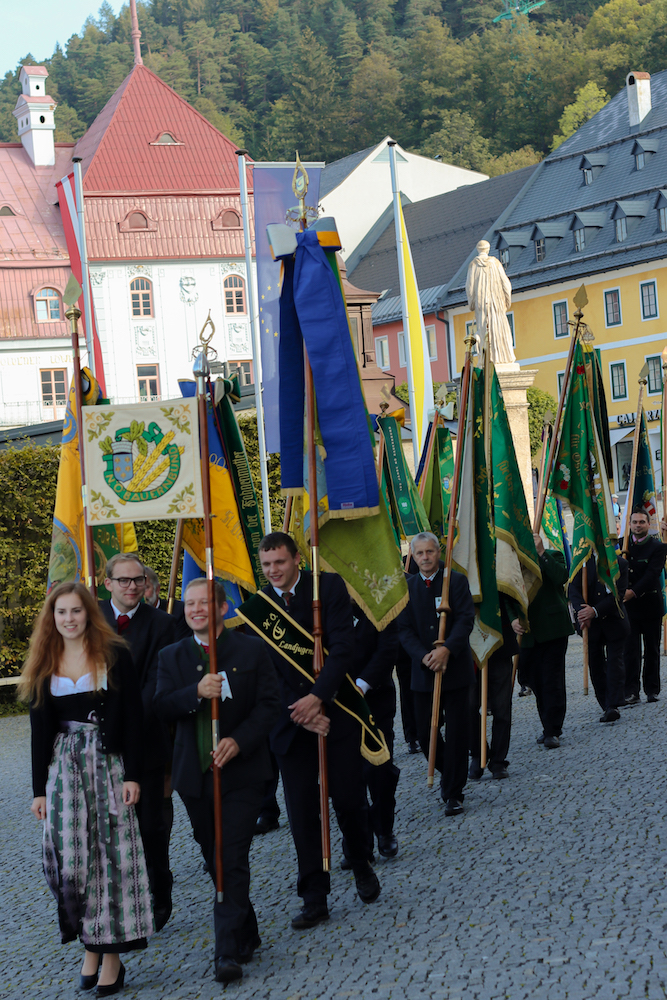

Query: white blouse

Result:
[50,671,107,697]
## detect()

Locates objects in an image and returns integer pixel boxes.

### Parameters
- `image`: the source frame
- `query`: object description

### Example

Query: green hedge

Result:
[0,419,282,678]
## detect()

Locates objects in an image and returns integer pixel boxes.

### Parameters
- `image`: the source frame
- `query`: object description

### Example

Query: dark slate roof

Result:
[349,165,538,300]
[320,145,375,198]
[442,70,667,308]
[372,284,449,325]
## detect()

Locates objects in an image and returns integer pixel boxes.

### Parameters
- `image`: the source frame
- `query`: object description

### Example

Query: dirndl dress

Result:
[42,698,154,952]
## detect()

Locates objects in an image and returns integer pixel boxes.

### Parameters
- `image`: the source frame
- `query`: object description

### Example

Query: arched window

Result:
[130,277,154,317]
[224,275,246,314]
[0,205,15,217]
[35,287,62,322]
[221,209,240,227]
[155,133,177,144]
[128,212,148,230]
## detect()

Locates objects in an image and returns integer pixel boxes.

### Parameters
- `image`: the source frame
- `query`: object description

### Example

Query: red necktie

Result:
[425,579,431,589]
[202,645,209,654]
[282,592,291,606]
[117,614,130,634]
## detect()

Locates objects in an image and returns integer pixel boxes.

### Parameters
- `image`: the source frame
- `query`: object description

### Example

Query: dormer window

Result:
[212,208,243,231]
[574,228,586,251]
[35,287,62,321]
[571,211,607,253]
[535,238,546,262]
[496,229,531,268]
[500,248,510,267]
[615,217,628,242]
[0,206,15,216]
[660,207,667,232]
[611,200,648,243]
[636,152,645,171]
[129,212,148,229]
[632,137,658,172]
[150,131,183,145]
[119,209,158,233]
[579,152,608,186]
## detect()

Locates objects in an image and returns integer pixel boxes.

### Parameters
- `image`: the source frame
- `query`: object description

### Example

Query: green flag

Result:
[377,415,430,541]
[623,408,659,531]
[490,369,541,615]
[420,424,454,551]
[549,341,619,593]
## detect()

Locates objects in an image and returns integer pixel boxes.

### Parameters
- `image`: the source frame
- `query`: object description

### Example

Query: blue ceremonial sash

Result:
[278,229,379,517]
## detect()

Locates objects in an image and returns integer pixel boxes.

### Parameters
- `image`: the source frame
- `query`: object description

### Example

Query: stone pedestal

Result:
[496,368,538,511]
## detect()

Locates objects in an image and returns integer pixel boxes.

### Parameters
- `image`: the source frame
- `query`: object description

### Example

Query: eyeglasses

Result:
[109,576,146,588]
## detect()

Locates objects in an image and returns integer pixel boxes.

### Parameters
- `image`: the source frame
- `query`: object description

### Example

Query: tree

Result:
[54,102,87,141]
[527,386,557,462]
[551,80,609,150]
[419,109,490,170]
[483,144,542,175]
[346,52,404,148]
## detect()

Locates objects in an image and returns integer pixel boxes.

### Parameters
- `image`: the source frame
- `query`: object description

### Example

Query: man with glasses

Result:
[101,553,176,930]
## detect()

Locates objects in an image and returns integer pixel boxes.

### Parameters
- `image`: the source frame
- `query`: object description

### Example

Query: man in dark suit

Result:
[398,532,475,816]
[101,553,176,929]
[623,508,667,704]
[518,534,574,748]
[346,605,400,861]
[258,532,380,930]
[154,579,280,984]
[144,565,191,641]
[569,553,630,722]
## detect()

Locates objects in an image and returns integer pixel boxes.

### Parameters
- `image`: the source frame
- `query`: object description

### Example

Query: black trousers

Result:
[469,652,513,770]
[181,773,263,961]
[276,722,374,905]
[136,765,172,910]
[257,750,281,822]
[396,648,418,743]
[520,636,568,737]
[364,684,399,839]
[587,620,626,711]
[412,684,470,801]
[624,599,662,699]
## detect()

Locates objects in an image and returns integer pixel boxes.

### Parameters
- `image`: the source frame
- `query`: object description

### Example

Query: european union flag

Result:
[253,162,323,453]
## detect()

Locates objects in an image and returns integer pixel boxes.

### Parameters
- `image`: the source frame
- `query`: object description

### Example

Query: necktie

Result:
[425,579,431,589]
[117,614,130,634]
[282,592,291,606]
[201,644,209,654]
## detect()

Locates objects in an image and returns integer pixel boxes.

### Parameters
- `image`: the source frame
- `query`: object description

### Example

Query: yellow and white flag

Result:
[398,201,435,455]
[82,398,204,525]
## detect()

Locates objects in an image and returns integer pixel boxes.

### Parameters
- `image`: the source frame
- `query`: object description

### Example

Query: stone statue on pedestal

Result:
[465,240,517,368]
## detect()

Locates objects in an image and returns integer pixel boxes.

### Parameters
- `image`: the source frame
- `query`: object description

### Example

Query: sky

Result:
[1,1,124,78]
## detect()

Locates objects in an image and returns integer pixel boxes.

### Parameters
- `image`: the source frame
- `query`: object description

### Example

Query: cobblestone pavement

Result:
[3,635,667,1000]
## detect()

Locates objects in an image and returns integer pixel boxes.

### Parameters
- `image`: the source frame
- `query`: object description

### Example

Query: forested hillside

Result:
[1,0,666,172]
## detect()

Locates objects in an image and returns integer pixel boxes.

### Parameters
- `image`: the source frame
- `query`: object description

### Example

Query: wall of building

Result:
[372,313,450,387]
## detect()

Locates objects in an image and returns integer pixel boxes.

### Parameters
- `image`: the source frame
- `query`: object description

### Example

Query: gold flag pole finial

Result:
[292,152,309,227]
[192,310,217,362]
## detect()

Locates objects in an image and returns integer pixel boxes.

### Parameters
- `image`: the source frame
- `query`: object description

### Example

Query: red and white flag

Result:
[56,172,107,395]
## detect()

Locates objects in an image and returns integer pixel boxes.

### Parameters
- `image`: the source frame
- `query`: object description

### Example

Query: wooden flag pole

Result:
[582,559,589,696]
[194,315,224,903]
[427,330,475,787]
[621,365,649,557]
[418,411,441,501]
[65,303,97,595]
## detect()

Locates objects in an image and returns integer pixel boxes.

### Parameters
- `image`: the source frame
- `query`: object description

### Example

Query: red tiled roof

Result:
[15,95,57,106]
[0,144,72,261]
[0,264,71,339]
[74,65,251,194]
[84,193,254,260]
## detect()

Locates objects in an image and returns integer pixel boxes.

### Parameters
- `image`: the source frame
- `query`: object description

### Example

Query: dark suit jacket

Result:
[625,535,667,607]
[351,604,399,691]
[568,556,630,640]
[398,565,475,693]
[522,548,574,647]
[100,600,176,769]
[261,570,355,755]
[30,649,142,795]
[154,630,280,799]
[157,597,191,641]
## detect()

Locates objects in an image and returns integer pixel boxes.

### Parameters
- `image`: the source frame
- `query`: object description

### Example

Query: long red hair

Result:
[18,582,127,706]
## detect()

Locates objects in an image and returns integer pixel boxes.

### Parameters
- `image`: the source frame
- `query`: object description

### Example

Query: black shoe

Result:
[444,798,464,816]
[341,852,375,870]
[255,815,280,835]
[215,957,243,983]
[408,740,420,754]
[491,767,509,779]
[468,758,483,780]
[648,693,659,703]
[624,693,641,706]
[80,957,101,991]
[543,735,560,749]
[291,903,330,929]
[96,963,125,997]
[154,898,172,932]
[518,685,533,697]
[600,708,621,723]
[536,733,545,744]
[377,834,398,858]
[238,933,261,965]
[353,862,381,903]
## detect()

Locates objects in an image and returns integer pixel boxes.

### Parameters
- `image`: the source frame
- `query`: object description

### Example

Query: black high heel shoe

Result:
[96,962,125,997]
[80,956,101,991]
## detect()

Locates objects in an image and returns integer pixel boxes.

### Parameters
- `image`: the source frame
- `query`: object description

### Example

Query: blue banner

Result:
[253,162,322,453]
[182,550,244,621]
